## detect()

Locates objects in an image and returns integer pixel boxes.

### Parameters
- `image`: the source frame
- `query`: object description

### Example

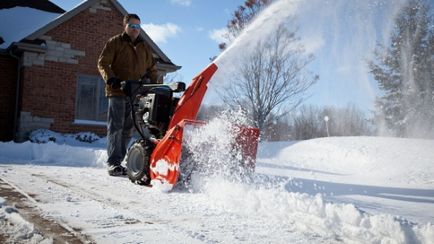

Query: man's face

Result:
[125,18,141,40]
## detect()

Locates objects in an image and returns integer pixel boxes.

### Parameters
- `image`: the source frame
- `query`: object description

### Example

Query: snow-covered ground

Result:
[0,125,433,243]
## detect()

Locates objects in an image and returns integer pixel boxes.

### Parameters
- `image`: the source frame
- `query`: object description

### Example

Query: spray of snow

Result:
[209,0,300,94]
[176,111,434,242]
[214,0,299,64]
[177,109,253,190]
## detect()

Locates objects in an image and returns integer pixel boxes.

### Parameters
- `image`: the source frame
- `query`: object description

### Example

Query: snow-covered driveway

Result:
[1,136,434,243]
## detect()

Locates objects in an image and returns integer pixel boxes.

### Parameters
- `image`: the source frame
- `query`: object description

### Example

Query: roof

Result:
[0,4,62,49]
[0,0,65,14]
[0,0,180,70]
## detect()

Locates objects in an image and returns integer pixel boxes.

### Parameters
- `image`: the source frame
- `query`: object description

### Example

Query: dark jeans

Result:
[107,96,133,166]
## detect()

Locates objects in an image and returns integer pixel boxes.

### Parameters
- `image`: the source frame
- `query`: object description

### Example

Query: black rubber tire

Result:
[126,141,152,185]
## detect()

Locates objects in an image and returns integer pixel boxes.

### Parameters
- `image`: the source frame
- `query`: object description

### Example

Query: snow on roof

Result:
[0,6,63,49]
[0,0,65,13]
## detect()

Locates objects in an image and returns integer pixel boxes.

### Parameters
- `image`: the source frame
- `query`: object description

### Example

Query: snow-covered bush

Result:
[29,129,101,144]
[29,129,61,143]
[74,132,100,143]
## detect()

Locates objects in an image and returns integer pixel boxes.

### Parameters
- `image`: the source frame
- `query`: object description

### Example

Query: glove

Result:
[107,77,121,89]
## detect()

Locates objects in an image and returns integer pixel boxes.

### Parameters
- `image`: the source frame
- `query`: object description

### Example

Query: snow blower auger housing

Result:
[123,63,260,190]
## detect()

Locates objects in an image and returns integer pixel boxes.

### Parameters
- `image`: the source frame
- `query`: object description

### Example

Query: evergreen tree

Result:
[369,0,434,138]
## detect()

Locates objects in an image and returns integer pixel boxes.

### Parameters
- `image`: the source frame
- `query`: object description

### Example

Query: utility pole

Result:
[324,115,330,137]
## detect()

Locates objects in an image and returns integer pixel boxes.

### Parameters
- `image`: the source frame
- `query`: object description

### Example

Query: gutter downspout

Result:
[8,41,46,141]
[9,48,22,142]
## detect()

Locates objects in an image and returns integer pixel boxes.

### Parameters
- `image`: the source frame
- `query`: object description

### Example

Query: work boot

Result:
[107,164,127,176]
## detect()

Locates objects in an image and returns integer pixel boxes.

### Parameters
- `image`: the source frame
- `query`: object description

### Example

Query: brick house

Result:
[0,0,180,141]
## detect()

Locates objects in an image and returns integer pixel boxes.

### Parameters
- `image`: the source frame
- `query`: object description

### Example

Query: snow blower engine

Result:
[121,63,260,190]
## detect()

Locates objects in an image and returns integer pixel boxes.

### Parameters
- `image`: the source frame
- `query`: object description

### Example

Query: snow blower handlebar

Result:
[121,80,186,98]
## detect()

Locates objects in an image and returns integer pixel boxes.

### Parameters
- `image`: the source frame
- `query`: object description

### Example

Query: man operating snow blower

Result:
[97,14,259,190]
[97,13,160,176]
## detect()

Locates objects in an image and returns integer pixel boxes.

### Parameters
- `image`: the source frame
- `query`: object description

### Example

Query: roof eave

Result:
[156,62,182,73]
[13,42,47,53]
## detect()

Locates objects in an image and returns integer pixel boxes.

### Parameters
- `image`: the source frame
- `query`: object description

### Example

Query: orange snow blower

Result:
[122,63,260,191]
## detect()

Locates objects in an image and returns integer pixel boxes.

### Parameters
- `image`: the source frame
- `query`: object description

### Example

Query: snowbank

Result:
[258,136,434,188]
[0,141,106,168]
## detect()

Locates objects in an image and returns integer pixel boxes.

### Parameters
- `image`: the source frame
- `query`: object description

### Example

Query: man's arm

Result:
[97,38,116,82]
[143,44,161,84]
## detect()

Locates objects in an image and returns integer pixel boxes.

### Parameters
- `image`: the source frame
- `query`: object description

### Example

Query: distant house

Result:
[0,0,180,141]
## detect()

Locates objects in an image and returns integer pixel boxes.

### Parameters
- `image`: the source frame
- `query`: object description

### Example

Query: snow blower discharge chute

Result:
[121,63,260,191]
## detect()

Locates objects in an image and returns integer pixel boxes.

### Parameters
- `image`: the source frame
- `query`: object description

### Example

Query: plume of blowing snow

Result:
[179,110,252,190]
[171,111,434,243]
[211,0,300,89]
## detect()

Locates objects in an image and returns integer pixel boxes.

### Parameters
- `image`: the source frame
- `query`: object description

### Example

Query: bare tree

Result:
[219,24,318,135]
[292,105,325,140]
[325,104,372,137]
[262,112,292,141]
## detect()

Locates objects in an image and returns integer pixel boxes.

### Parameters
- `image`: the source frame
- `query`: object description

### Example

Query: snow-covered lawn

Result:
[1,134,433,243]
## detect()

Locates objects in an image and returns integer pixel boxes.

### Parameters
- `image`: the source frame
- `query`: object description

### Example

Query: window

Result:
[75,75,107,123]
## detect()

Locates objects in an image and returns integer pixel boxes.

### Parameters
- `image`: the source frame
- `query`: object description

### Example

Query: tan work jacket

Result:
[98,32,159,97]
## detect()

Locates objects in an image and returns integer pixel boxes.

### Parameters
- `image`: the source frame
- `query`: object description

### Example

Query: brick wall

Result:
[0,54,18,141]
[18,0,124,139]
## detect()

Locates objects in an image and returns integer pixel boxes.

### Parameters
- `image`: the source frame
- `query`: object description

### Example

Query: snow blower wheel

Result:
[126,141,152,185]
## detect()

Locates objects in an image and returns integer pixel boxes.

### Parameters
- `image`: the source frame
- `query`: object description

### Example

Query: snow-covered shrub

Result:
[74,132,100,143]
[29,129,101,144]
[29,129,60,143]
